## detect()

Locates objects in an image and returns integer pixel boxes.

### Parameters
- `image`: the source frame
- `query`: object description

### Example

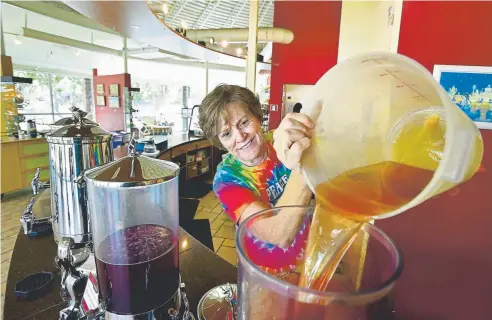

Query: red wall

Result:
[376,2,492,319]
[269,0,342,129]
[92,69,131,132]
[398,1,492,72]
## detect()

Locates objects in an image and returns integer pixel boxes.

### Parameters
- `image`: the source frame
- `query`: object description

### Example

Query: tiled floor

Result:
[195,191,238,265]
[0,188,237,319]
[1,189,35,319]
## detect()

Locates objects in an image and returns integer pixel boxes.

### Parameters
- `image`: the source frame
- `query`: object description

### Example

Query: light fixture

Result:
[180,20,187,29]
[220,40,228,48]
[236,48,243,56]
[132,25,141,29]
[209,37,215,45]
[14,38,22,45]
[162,3,169,14]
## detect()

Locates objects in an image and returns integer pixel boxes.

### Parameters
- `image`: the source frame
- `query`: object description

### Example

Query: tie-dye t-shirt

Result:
[213,132,309,272]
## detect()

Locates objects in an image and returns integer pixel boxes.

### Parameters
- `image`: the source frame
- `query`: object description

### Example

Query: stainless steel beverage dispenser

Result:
[46,107,113,245]
[84,140,193,319]
[44,107,114,309]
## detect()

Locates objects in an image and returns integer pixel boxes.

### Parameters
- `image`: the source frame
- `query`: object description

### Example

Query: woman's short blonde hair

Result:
[199,84,262,148]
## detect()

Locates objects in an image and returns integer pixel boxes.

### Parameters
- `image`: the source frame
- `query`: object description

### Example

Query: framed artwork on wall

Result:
[109,84,119,96]
[96,84,105,95]
[433,65,492,130]
[109,96,120,108]
[96,95,106,106]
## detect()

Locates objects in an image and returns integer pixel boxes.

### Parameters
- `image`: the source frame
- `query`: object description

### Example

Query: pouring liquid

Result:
[300,112,444,292]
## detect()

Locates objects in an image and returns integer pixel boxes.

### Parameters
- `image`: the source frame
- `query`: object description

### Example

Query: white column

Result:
[245,0,259,92]
[205,61,209,94]
[123,37,128,73]
[0,7,5,56]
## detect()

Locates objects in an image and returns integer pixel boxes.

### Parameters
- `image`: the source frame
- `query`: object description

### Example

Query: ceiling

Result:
[152,0,275,30]
[2,0,276,71]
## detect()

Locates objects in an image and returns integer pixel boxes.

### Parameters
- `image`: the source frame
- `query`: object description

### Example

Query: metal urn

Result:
[43,106,114,315]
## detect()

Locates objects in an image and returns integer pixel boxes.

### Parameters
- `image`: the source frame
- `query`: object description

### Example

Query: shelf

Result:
[186,156,211,166]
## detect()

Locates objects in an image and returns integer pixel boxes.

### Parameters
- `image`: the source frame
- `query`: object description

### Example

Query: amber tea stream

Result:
[299,112,444,292]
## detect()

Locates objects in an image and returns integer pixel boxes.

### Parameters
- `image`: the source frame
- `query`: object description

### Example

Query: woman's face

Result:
[218,103,266,166]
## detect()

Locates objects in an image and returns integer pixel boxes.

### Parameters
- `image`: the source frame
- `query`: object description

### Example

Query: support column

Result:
[123,37,128,73]
[205,61,209,94]
[245,0,259,92]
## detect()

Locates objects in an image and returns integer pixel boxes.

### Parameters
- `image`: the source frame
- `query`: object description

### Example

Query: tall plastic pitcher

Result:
[301,52,483,219]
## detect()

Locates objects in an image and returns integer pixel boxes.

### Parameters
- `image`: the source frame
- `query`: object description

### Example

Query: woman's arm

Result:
[236,108,321,247]
[238,171,312,248]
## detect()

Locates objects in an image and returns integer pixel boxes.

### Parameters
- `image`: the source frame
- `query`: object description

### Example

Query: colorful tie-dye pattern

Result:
[213,132,308,272]
[213,132,291,222]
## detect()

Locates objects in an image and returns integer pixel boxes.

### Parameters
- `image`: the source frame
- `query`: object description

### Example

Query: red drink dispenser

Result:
[84,142,185,319]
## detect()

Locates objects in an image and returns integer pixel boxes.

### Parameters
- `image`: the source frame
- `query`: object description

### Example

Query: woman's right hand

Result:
[273,113,315,171]
[273,101,322,171]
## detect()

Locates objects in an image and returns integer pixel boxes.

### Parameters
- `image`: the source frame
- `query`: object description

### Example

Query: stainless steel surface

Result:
[20,194,52,235]
[103,286,195,320]
[46,107,113,244]
[57,237,91,268]
[84,138,179,188]
[197,284,237,320]
[20,198,36,235]
[31,168,50,195]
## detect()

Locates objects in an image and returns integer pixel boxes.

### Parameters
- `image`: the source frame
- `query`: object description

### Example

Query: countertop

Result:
[3,225,237,319]
[0,136,47,144]
[114,133,207,159]
[139,133,206,150]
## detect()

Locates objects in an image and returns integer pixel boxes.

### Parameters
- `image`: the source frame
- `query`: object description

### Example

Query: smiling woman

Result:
[199,84,316,271]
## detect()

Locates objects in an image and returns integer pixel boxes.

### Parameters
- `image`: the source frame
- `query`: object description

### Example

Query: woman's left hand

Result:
[273,112,316,170]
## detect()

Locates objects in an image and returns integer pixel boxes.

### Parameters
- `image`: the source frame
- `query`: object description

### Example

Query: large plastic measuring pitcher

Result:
[301,52,483,219]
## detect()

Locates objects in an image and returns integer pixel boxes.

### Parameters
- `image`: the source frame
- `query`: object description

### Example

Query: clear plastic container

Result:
[84,149,181,316]
[301,52,484,219]
[236,206,402,320]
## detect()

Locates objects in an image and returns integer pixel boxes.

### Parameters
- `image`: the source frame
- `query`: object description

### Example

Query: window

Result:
[14,70,93,127]
[132,77,206,132]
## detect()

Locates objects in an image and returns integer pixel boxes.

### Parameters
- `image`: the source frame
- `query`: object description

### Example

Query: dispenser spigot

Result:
[20,197,35,235]
[31,168,50,195]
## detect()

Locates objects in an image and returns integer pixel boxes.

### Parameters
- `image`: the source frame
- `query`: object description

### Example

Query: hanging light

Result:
[220,40,228,48]
[162,3,169,14]
[180,20,187,29]
[236,48,243,56]
[14,37,22,45]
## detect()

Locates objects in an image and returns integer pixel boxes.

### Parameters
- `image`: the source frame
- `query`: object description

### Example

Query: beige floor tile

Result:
[223,221,235,227]
[217,246,237,266]
[212,237,224,252]
[210,218,225,231]
[222,239,236,248]
[194,211,219,223]
[1,251,13,264]
[217,212,232,221]
[1,228,18,240]
[0,260,10,276]
[1,281,6,295]
[1,220,20,233]
[1,236,16,254]
[199,199,217,209]
[211,203,223,214]
[215,225,236,240]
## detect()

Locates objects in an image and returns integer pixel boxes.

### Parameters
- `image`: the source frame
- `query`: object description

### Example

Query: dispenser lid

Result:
[46,107,112,143]
[84,139,180,187]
